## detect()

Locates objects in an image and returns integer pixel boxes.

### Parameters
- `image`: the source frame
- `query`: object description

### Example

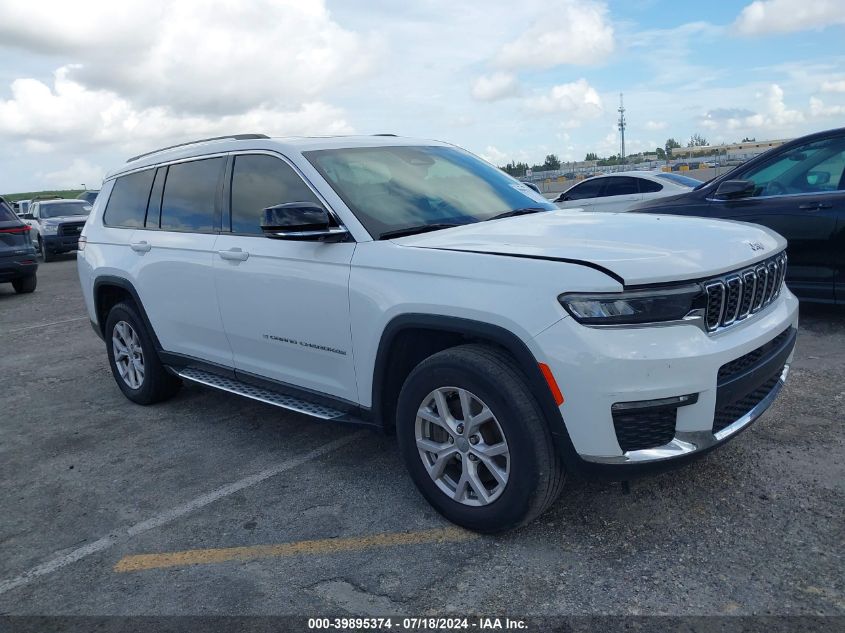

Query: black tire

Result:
[12,274,36,294]
[104,301,182,405]
[38,237,54,262]
[396,344,565,533]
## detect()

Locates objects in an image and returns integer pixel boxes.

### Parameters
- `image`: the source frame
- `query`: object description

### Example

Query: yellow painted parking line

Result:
[114,526,476,573]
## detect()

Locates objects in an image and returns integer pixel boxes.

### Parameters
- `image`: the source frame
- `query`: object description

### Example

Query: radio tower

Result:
[618,93,626,166]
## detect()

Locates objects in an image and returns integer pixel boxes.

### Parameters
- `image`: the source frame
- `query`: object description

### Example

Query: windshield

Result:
[304,145,556,238]
[40,200,92,218]
[654,173,701,188]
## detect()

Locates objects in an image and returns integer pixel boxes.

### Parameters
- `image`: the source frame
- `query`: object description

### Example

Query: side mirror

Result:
[21,213,34,220]
[806,171,830,186]
[715,179,755,199]
[260,202,348,242]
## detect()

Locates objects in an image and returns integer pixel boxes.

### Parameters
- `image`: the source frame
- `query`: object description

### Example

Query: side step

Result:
[177,367,346,420]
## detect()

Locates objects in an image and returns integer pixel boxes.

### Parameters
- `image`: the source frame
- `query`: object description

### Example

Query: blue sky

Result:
[1,0,844,192]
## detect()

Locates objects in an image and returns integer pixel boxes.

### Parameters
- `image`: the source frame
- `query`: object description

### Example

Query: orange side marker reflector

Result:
[539,363,564,406]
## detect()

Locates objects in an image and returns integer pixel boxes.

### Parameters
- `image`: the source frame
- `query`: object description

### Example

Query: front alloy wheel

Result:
[415,387,510,506]
[112,320,145,389]
[397,344,565,533]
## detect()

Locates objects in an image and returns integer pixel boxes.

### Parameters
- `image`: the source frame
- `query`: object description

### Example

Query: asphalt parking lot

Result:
[1,257,843,617]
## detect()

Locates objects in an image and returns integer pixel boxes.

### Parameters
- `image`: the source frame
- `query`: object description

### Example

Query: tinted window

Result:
[638,178,663,193]
[160,158,224,232]
[600,177,638,197]
[104,169,155,228]
[740,135,845,197]
[230,155,321,234]
[0,200,15,222]
[564,178,604,200]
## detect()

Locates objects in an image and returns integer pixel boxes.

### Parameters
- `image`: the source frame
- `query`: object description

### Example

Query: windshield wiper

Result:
[485,207,548,221]
[378,223,469,240]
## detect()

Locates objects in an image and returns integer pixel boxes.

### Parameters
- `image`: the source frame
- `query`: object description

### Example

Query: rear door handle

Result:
[130,241,151,253]
[217,248,249,262]
[798,202,832,211]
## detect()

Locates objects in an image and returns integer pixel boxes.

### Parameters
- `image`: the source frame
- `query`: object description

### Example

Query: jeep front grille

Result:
[703,251,787,333]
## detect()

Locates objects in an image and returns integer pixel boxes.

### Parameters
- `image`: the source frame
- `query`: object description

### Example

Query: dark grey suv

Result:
[0,197,38,293]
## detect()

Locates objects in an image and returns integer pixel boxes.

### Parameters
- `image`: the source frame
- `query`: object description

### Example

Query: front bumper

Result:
[534,289,799,467]
[42,234,82,253]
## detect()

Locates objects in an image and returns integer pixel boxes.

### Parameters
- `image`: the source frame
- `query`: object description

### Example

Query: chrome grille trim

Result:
[703,251,787,334]
[739,270,756,319]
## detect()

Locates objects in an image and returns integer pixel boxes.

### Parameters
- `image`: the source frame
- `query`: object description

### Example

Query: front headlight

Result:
[41,223,59,234]
[559,284,704,325]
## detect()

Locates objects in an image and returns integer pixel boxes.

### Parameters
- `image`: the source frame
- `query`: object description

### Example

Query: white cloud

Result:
[40,158,105,189]
[496,1,613,69]
[0,69,353,152]
[644,120,668,131]
[821,80,845,93]
[0,0,378,116]
[470,72,521,102]
[525,80,603,121]
[480,145,508,164]
[699,84,803,133]
[734,0,845,36]
[809,96,845,118]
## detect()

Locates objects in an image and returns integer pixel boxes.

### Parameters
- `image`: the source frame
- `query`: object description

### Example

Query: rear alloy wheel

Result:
[397,344,565,533]
[12,274,36,294]
[105,301,182,404]
[112,320,145,389]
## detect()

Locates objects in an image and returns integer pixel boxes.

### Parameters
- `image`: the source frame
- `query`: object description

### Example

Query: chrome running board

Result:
[177,367,345,420]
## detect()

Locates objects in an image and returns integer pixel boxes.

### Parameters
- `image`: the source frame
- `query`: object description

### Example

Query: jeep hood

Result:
[393,210,786,286]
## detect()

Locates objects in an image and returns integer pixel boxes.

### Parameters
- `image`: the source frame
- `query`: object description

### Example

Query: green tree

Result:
[687,133,708,147]
[664,138,681,157]
[543,154,561,171]
[655,147,666,160]
[584,152,599,161]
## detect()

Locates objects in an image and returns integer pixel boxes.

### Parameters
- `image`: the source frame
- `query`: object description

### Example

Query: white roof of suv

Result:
[107,134,448,180]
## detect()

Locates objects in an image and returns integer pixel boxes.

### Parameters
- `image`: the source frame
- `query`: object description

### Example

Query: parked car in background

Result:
[15,199,31,216]
[22,198,92,262]
[633,127,845,304]
[0,196,38,293]
[554,171,700,212]
[77,190,99,204]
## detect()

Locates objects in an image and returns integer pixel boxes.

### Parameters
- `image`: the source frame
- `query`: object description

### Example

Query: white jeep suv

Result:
[78,134,798,532]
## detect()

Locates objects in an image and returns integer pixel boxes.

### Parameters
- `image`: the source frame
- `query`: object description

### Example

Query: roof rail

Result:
[373,133,397,136]
[126,134,270,163]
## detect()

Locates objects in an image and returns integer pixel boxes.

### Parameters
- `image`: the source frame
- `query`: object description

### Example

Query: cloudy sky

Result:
[1,0,844,193]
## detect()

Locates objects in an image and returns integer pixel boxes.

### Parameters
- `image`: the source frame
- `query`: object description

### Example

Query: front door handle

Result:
[218,248,249,262]
[130,241,151,253]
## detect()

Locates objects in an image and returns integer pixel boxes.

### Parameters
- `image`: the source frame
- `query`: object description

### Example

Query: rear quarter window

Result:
[104,169,156,228]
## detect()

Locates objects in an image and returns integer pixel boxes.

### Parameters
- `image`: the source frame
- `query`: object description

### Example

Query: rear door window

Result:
[160,158,225,232]
[599,177,638,197]
[104,169,156,228]
[565,178,604,200]
[229,154,320,234]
